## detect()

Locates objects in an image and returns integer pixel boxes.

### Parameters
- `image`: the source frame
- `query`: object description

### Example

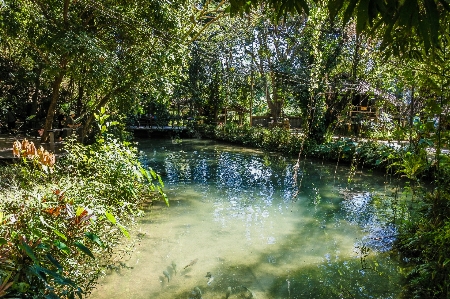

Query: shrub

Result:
[0,115,166,298]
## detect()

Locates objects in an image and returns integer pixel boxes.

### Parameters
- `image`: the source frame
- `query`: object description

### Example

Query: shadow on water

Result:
[104,229,399,299]
[117,223,400,299]
[90,138,402,299]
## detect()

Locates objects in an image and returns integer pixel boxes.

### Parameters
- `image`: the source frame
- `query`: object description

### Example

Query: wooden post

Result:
[48,130,55,152]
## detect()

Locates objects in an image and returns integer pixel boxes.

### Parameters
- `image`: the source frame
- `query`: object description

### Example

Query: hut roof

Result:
[354,81,400,106]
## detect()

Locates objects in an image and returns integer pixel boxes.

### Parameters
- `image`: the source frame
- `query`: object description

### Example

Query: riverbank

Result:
[0,135,166,298]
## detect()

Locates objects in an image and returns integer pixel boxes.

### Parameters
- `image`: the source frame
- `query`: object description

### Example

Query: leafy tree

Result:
[0,0,188,142]
[229,0,450,57]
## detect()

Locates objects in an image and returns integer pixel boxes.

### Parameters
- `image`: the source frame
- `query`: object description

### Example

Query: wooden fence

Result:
[252,116,302,129]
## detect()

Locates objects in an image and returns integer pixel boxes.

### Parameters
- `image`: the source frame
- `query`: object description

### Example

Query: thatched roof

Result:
[355,81,400,107]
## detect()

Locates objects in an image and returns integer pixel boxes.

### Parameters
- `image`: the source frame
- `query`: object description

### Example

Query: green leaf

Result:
[367,0,379,25]
[46,253,63,272]
[85,232,103,247]
[105,211,116,224]
[423,0,439,45]
[443,258,450,267]
[31,265,76,287]
[139,167,151,181]
[19,240,39,264]
[54,240,70,255]
[157,173,165,188]
[158,186,169,207]
[53,229,67,241]
[356,0,370,33]
[0,237,7,245]
[418,138,434,146]
[44,293,60,299]
[117,223,130,238]
[417,20,431,54]
[328,0,345,19]
[293,0,309,15]
[150,168,157,179]
[343,0,359,25]
[397,0,414,26]
[74,242,95,259]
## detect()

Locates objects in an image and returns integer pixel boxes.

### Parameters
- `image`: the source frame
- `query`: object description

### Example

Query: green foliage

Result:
[93,107,132,144]
[213,122,297,153]
[228,0,309,20]
[390,150,428,181]
[229,0,449,57]
[208,123,404,171]
[397,188,450,299]
[0,116,166,297]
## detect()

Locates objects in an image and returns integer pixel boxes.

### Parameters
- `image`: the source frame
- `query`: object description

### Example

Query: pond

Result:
[89,138,402,299]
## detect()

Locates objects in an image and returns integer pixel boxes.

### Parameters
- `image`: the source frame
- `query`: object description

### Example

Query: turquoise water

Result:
[90,138,402,299]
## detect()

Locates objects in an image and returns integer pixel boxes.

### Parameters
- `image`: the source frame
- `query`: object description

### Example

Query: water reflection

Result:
[341,191,398,252]
[90,139,401,299]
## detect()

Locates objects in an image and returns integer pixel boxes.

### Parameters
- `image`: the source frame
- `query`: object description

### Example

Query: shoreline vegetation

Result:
[0,120,167,298]
[199,122,442,179]
[0,119,448,298]
[197,122,450,299]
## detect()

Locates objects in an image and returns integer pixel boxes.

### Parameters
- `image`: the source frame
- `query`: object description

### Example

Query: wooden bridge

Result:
[128,125,187,131]
[127,125,190,138]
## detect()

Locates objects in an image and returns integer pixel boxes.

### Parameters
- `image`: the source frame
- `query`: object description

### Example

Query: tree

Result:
[0,0,188,142]
[229,0,450,57]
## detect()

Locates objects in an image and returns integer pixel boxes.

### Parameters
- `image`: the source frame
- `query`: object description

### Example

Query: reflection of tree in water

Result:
[120,139,402,299]
[341,191,398,252]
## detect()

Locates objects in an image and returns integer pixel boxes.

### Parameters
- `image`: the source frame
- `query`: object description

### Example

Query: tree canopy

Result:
[230,0,450,57]
[0,0,449,146]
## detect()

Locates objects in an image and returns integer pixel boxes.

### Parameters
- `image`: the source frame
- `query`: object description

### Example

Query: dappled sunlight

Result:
[90,139,401,299]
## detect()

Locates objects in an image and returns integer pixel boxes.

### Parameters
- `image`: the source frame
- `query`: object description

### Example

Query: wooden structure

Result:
[218,105,250,125]
[252,116,302,129]
[346,81,401,134]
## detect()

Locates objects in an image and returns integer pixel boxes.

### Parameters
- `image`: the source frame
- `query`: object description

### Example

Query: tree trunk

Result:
[268,71,282,122]
[76,80,84,115]
[80,85,127,143]
[41,72,64,143]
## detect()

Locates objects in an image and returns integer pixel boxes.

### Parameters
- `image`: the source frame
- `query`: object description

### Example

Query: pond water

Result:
[90,138,402,299]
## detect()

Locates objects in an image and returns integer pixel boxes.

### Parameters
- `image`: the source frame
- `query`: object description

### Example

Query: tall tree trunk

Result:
[268,71,282,122]
[41,72,65,143]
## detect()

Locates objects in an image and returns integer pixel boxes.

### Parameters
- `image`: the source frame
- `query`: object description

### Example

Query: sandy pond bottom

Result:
[89,139,402,299]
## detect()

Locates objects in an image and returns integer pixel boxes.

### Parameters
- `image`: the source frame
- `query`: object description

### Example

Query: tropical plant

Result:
[0,112,166,298]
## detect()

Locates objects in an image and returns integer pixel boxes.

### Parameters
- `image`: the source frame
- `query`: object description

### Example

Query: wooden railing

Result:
[252,116,302,128]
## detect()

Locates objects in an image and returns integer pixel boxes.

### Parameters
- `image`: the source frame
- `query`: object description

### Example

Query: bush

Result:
[397,188,450,299]
[206,123,408,172]
[0,117,166,298]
